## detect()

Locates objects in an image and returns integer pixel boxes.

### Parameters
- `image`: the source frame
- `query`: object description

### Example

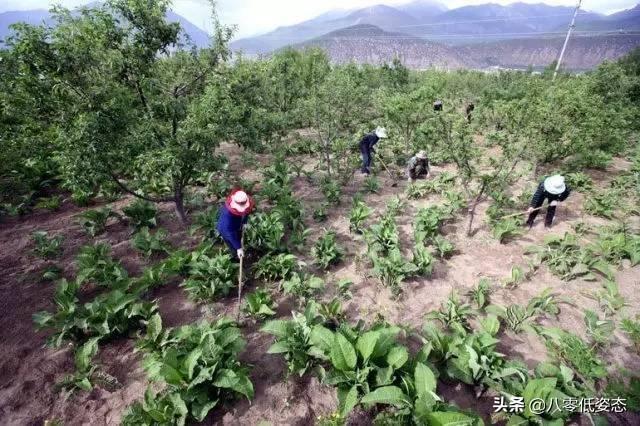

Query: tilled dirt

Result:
[0,144,639,425]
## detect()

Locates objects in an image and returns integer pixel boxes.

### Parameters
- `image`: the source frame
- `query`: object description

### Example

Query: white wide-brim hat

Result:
[544,175,566,195]
[416,150,427,159]
[375,127,388,139]
[230,191,250,213]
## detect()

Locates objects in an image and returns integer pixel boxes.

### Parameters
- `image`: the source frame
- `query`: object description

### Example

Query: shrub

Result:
[32,231,64,259]
[349,201,372,234]
[77,208,116,237]
[253,253,298,282]
[242,289,277,321]
[312,232,344,269]
[76,243,128,287]
[131,227,172,257]
[135,317,253,422]
[181,252,238,301]
[122,199,157,229]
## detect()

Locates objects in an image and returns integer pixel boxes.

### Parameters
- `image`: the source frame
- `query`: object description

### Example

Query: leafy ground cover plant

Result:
[281,272,325,305]
[77,208,118,237]
[413,206,449,245]
[336,279,354,300]
[181,251,238,302]
[412,244,434,276]
[425,293,474,334]
[313,203,329,222]
[245,211,286,254]
[35,195,62,211]
[132,227,172,257]
[321,178,342,204]
[32,231,64,259]
[526,232,613,281]
[371,248,419,296]
[312,231,344,269]
[122,199,158,229]
[564,171,594,191]
[366,214,400,255]
[490,217,523,244]
[261,306,325,376]
[584,190,620,219]
[58,338,100,392]
[254,253,298,282]
[583,280,627,316]
[621,315,640,354]
[586,223,640,266]
[467,278,492,309]
[135,316,253,423]
[432,235,455,259]
[363,175,380,193]
[584,310,614,348]
[76,243,128,287]
[242,289,277,321]
[33,280,157,347]
[349,201,372,234]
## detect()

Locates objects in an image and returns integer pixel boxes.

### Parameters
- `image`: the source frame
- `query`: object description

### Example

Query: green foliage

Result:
[137,316,253,423]
[426,293,474,334]
[363,176,380,193]
[132,227,171,257]
[123,200,157,230]
[313,203,329,222]
[526,232,614,281]
[32,231,64,259]
[35,195,62,211]
[587,223,640,266]
[366,214,400,255]
[540,328,607,385]
[584,190,620,219]
[384,196,406,217]
[261,306,325,376]
[321,178,342,204]
[33,280,157,347]
[245,211,286,254]
[77,208,116,237]
[349,201,372,234]
[490,217,523,244]
[371,249,419,295]
[76,243,128,287]
[242,289,277,321]
[312,231,344,269]
[253,253,298,282]
[488,289,563,334]
[42,264,63,282]
[414,206,449,245]
[336,279,354,300]
[584,280,627,316]
[281,273,325,303]
[181,251,238,302]
[468,279,492,309]
[412,245,434,277]
[584,310,614,348]
[58,337,100,391]
[621,315,640,354]
[564,171,593,191]
[432,236,455,259]
[122,387,189,426]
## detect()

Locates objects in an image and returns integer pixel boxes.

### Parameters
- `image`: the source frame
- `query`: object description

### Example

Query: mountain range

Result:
[1,2,639,70]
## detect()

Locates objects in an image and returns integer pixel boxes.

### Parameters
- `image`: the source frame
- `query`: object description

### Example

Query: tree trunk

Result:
[174,188,187,224]
[466,204,477,236]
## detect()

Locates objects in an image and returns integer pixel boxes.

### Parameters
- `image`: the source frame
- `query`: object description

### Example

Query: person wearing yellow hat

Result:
[526,175,571,228]
[359,126,387,175]
[406,150,430,183]
[216,189,254,259]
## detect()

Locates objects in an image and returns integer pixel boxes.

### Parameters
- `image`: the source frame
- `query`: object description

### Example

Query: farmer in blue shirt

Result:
[216,189,254,259]
[359,126,387,175]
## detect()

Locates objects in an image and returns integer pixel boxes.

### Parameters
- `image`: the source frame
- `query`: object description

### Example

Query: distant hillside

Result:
[289,24,474,70]
[0,7,210,48]
[574,4,640,32]
[462,34,640,70]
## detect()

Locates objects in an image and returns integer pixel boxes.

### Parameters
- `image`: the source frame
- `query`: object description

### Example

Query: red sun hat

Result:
[226,189,254,216]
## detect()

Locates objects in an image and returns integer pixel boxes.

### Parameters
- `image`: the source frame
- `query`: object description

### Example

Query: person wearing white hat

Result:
[406,150,430,183]
[526,175,571,228]
[359,127,387,175]
[216,189,254,259]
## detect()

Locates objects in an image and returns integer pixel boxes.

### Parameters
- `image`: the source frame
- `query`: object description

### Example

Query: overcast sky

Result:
[1,0,637,38]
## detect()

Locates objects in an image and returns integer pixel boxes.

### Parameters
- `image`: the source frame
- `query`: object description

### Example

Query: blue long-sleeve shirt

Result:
[216,204,248,250]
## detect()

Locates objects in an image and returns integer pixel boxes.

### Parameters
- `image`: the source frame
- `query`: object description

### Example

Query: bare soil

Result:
[0,143,638,425]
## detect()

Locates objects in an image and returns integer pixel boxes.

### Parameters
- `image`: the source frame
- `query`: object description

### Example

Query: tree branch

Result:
[109,173,173,203]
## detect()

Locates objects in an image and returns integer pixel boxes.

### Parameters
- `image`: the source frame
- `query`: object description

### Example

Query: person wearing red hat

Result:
[216,189,254,259]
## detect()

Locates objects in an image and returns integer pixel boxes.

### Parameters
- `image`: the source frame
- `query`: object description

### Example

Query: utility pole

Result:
[553,0,582,80]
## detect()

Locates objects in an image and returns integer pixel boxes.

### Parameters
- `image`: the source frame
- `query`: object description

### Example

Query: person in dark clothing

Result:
[407,150,430,183]
[216,189,254,259]
[359,127,387,174]
[526,175,571,228]
[433,100,443,111]
[465,102,475,122]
